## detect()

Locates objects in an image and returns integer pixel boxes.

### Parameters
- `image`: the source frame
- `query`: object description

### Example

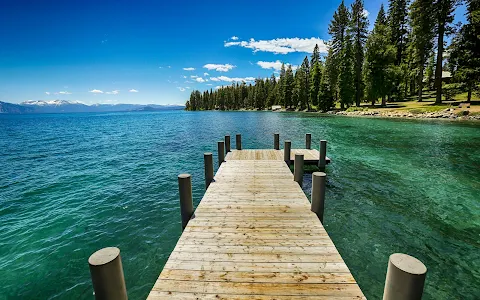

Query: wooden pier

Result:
[225,149,331,165]
[147,143,364,299]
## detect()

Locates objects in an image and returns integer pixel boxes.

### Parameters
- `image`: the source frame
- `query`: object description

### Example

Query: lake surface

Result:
[0,111,479,300]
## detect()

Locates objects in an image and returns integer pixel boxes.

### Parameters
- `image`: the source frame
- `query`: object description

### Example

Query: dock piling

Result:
[178,174,194,231]
[88,247,127,300]
[294,154,304,187]
[225,135,231,153]
[217,141,225,166]
[284,140,291,165]
[311,172,326,223]
[236,134,242,150]
[204,153,214,190]
[306,133,312,149]
[274,133,280,150]
[383,253,427,300]
[318,140,327,171]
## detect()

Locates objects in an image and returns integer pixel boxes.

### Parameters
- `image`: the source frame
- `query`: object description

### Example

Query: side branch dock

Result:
[147,137,364,299]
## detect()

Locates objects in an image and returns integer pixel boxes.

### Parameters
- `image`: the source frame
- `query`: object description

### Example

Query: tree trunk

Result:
[372,98,375,106]
[418,62,425,102]
[341,102,345,110]
[381,95,386,107]
[435,24,445,104]
[467,87,472,103]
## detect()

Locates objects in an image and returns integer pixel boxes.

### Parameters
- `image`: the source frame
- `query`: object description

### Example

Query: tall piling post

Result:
[225,135,231,153]
[284,140,291,165]
[204,153,214,190]
[383,253,427,300]
[178,174,194,231]
[306,133,312,149]
[274,133,280,150]
[294,154,304,187]
[318,140,327,172]
[236,134,242,150]
[217,141,225,166]
[311,172,326,223]
[88,247,127,300]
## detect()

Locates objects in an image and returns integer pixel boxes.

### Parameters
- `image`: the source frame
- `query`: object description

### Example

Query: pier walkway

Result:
[147,150,364,299]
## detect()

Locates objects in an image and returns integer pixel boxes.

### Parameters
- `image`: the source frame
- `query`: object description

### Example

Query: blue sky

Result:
[0,0,466,105]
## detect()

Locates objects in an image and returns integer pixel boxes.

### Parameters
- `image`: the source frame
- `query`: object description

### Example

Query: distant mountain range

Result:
[0,100,185,114]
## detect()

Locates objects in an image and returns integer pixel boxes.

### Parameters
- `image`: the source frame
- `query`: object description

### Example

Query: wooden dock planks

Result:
[225,149,331,165]
[148,156,363,299]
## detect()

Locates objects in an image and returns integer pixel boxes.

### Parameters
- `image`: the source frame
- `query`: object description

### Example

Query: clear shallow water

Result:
[0,111,479,300]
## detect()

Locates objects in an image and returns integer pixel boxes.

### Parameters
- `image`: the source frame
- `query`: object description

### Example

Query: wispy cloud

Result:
[204,72,209,76]
[203,63,235,72]
[257,60,297,71]
[225,37,328,54]
[45,92,50,95]
[177,87,186,92]
[183,67,195,71]
[129,89,139,92]
[89,89,104,94]
[210,76,255,83]
[58,91,72,95]
[230,36,239,40]
[195,77,206,83]
[362,9,369,17]
[105,90,120,95]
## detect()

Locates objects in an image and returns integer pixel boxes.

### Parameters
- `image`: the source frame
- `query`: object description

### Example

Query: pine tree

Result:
[350,0,369,106]
[310,61,322,107]
[311,44,321,66]
[433,0,459,104]
[329,0,350,56]
[387,0,409,65]
[425,53,436,89]
[294,65,308,110]
[339,36,355,108]
[284,65,295,108]
[318,68,335,112]
[325,46,339,103]
[410,0,435,101]
[279,63,286,106]
[267,74,276,107]
[448,0,480,102]
[302,56,311,110]
[364,4,396,106]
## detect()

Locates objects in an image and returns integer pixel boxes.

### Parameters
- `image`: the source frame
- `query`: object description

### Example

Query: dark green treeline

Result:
[186,0,479,111]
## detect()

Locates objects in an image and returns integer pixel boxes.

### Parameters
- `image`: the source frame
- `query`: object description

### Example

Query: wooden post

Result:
[383,253,427,300]
[236,134,242,150]
[306,133,312,149]
[178,174,194,231]
[284,140,291,165]
[204,152,214,190]
[318,140,327,171]
[274,133,280,150]
[294,154,304,187]
[225,135,231,153]
[88,247,127,300]
[311,172,326,223]
[217,141,225,166]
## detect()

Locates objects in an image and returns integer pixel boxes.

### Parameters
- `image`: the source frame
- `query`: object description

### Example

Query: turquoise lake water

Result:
[0,111,479,299]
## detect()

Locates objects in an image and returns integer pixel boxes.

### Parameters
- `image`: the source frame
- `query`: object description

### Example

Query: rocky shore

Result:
[329,108,480,120]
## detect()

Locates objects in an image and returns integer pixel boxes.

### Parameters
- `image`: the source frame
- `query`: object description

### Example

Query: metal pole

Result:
[383,253,427,300]
[311,172,326,223]
[88,247,127,300]
[178,174,194,231]
[294,154,304,187]
[204,152,214,190]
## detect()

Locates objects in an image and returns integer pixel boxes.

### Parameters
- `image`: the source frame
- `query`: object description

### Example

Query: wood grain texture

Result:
[147,157,363,299]
[225,149,331,165]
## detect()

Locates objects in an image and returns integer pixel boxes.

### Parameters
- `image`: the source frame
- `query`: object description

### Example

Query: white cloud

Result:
[191,75,199,78]
[224,37,328,54]
[89,89,104,94]
[183,67,195,71]
[257,60,297,71]
[209,76,255,83]
[203,63,236,72]
[215,86,222,89]
[231,36,239,40]
[168,66,171,68]
[177,87,186,92]
[58,91,72,95]
[195,77,206,83]
[204,72,209,76]
[362,9,369,17]
[183,76,187,79]
[129,89,139,92]
[185,87,191,89]
[106,90,120,95]
[206,84,213,86]
[45,92,50,95]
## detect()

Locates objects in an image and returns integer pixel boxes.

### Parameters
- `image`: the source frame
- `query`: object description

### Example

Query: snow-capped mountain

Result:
[0,100,184,114]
